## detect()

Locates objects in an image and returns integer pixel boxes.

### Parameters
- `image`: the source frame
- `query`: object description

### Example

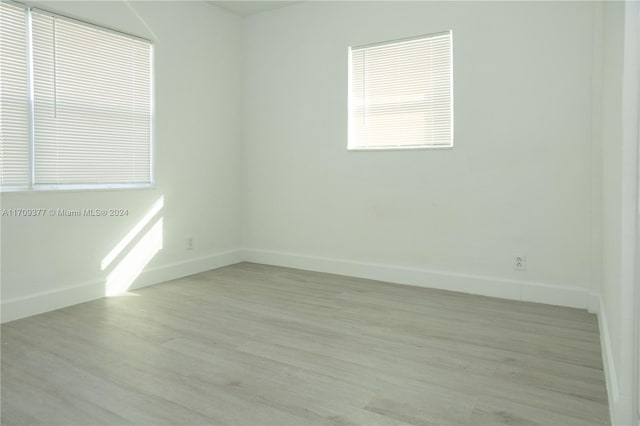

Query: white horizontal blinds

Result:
[350,32,452,149]
[0,2,30,186]
[31,11,151,185]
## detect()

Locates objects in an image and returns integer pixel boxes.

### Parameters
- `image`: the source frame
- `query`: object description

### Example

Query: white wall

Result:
[0,1,243,322]
[600,1,640,424]
[242,1,597,307]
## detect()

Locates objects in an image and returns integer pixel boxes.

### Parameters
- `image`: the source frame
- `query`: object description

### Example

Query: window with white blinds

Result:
[0,2,153,190]
[348,31,453,150]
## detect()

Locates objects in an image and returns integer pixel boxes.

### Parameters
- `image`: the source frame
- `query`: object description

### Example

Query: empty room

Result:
[1,0,639,425]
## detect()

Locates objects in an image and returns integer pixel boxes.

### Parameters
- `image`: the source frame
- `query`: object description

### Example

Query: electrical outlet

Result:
[514,255,526,271]
[186,236,194,251]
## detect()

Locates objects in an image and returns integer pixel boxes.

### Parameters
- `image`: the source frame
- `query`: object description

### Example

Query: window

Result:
[348,31,453,150]
[0,2,153,191]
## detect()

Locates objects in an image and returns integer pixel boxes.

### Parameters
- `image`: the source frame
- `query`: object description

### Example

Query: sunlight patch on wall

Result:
[101,196,164,271]
[105,218,163,297]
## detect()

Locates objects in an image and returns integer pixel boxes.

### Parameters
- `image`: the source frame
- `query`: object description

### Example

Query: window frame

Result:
[347,31,454,152]
[0,1,155,192]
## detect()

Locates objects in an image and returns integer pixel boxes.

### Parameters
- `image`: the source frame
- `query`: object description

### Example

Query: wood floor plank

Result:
[1,262,609,425]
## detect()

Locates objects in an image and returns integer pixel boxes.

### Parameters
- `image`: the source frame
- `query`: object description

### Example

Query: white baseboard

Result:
[595,293,636,426]
[0,250,242,324]
[1,279,107,325]
[596,295,618,426]
[128,249,243,291]
[2,248,595,324]
[240,248,592,309]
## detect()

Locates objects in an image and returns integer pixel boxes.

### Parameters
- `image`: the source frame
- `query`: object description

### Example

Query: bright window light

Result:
[348,31,453,150]
[0,2,153,191]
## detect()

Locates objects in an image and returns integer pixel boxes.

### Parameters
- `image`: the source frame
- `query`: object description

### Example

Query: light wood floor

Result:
[1,262,609,426]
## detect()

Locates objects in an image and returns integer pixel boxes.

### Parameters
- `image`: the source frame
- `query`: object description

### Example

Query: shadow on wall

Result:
[101,196,164,297]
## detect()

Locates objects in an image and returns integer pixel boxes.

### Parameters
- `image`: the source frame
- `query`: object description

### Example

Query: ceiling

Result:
[209,1,300,16]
